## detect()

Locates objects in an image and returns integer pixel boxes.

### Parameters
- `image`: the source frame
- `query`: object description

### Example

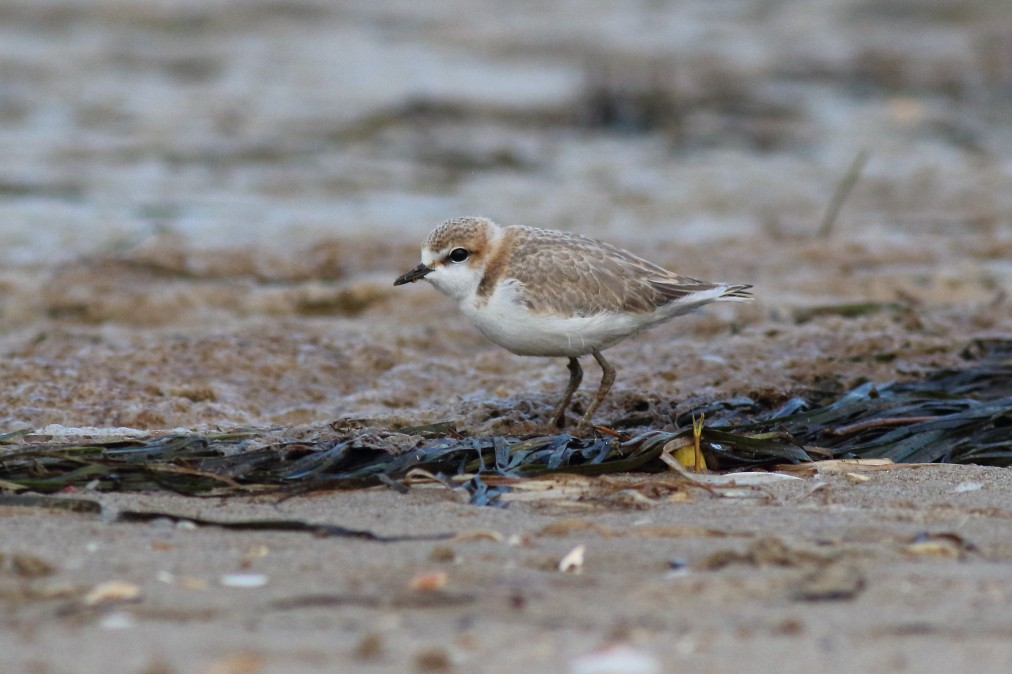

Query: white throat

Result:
[421,223,503,305]
[426,262,484,304]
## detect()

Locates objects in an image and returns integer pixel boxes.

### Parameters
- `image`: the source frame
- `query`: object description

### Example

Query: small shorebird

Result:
[394,217,752,429]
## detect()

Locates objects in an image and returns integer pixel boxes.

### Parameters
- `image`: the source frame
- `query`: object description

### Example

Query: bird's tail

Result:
[719,284,754,302]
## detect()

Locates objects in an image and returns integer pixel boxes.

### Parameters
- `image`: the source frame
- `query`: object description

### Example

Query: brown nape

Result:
[476,227,517,299]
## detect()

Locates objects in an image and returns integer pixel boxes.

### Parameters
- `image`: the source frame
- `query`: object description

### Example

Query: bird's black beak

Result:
[393,263,433,286]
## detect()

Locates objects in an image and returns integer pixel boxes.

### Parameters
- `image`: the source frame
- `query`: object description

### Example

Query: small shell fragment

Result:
[408,570,448,592]
[558,544,586,573]
[570,645,661,674]
[157,571,207,589]
[904,541,960,558]
[83,580,143,606]
[220,573,269,588]
[99,611,136,630]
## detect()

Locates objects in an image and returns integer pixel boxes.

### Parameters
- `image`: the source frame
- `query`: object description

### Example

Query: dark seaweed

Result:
[0,340,1008,500]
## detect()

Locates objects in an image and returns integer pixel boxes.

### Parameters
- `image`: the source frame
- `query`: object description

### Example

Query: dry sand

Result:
[4,467,1012,673]
[1,0,1011,672]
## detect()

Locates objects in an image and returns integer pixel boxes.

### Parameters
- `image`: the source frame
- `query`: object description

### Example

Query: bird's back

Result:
[495,225,751,317]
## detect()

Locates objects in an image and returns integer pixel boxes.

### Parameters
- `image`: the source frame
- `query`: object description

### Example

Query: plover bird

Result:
[394,217,752,429]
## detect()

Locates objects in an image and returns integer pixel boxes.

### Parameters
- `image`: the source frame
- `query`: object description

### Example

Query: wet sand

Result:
[1,0,1011,672]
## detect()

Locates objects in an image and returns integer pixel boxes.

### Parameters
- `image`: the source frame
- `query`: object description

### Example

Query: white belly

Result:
[459,281,652,357]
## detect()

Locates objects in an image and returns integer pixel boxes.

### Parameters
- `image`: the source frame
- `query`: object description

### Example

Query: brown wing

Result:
[504,227,724,315]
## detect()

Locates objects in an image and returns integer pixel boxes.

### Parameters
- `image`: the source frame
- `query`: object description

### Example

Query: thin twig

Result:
[692,413,705,472]
[827,416,936,436]
[818,149,870,238]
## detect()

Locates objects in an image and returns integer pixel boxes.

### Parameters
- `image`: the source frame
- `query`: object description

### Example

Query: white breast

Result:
[458,279,653,357]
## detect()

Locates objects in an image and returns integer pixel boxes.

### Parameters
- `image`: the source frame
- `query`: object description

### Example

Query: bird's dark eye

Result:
[448,248,469,263]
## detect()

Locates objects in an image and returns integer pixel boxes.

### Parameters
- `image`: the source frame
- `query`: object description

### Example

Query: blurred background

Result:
[0,0,1009,431]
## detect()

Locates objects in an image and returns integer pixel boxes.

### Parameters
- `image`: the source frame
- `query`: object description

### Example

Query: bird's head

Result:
[394,216,500,303]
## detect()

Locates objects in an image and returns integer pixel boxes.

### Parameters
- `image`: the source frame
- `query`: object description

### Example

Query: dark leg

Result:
[579,349,616,428]
[548,357,583,428]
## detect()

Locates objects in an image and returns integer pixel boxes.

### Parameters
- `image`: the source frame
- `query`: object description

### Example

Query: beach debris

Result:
[450,529,506,543]
[817,148,870,239]
[0,494,102,513]
[414,647,452,672]
[203,651,265,674]
[428,546,458,563]
[21,581,77,600]
[538,518,728,540]
[239,544,269,569]
[156,571,208,590]
[269,594,384,610]
[220,573,269,589]
[8,552,56,578]
[270,588,475,611]
[792,563,866,601]
[408,570,448,592]
[661,413,707,470]
[491,472,695,506]
[99,611,136,630]
[904,532,978,559]
[354,633,385,660]
[569,644,661,674]
[243,544,270,558]
[0,344,1007,505]
[700,537,832,570]
[668,465,803,486]
[667,558,689,572]
[116,510,452,542]
[558,544,586,573]
[777,458,896,476]
[0,429,31,444]
[83,580,142,606]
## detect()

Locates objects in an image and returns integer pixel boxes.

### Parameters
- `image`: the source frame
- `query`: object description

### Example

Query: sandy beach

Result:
[1,0,1011,671]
